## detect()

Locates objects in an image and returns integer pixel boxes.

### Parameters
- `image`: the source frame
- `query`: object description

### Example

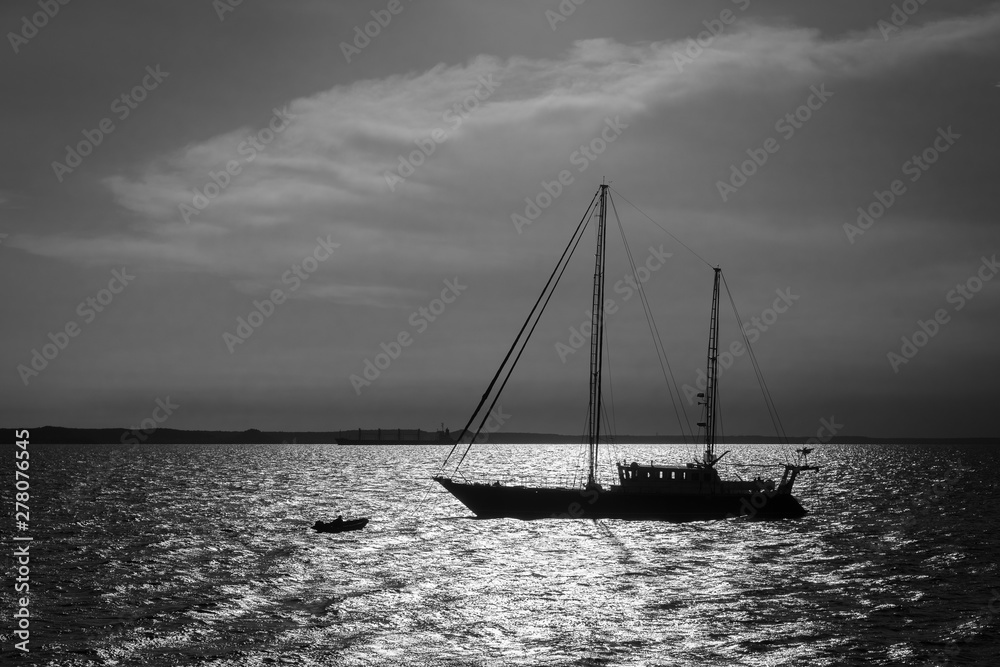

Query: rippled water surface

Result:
[3,442,999,666]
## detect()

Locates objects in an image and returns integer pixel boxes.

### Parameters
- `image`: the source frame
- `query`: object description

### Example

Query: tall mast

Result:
[702,267,722,466]
[586,184,609,487]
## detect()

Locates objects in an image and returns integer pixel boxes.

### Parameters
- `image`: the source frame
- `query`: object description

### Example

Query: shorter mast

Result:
[586,184,609,487]
[700,267,722,466]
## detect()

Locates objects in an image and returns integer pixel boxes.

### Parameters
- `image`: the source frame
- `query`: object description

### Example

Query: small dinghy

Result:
[312,516,368,534]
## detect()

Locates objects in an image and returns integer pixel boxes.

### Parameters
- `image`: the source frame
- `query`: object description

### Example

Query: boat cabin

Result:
[617,461,722,488]
[616,460,778,495]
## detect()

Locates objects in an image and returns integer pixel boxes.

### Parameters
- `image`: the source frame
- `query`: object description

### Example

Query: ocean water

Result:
[3,441,999,666]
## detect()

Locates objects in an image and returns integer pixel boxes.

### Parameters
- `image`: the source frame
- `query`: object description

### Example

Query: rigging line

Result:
[608,186,714,270]
[717,381,724,446]
[599,399,618,484]
[478,426,518,472]
[608,196,678,427]
[719,273,790,445]
[601,404,618,461]
[600,395,619,452]
[607,193,694,443]
[602,324,619,443]
[572,407,591,487]
[441,189,601,471]
[732,295,787,445]
[600,333,618,463]
[445,194,597,472]
[608,191,688,431]
[717,274,771,424]
[722,279,783,444]
[454,196,599,471]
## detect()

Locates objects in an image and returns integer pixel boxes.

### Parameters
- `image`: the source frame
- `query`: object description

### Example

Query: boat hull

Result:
[313,518,369,533]
[433,476,807,521]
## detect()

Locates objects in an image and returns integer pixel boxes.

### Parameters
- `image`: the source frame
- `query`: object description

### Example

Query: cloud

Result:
[11,8,1000,301]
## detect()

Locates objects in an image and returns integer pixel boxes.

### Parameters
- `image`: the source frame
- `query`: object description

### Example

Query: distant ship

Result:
[336,424,454,445]
[434,183,817,520]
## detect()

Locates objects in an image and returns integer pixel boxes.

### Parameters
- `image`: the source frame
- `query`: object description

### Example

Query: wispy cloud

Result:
[11,8,1000,293]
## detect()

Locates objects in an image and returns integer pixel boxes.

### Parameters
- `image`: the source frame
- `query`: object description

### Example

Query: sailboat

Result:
[434,183,817,520]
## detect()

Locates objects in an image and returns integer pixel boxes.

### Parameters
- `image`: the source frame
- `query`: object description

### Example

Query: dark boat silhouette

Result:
[434,183,817,521]
[313,517,369,533]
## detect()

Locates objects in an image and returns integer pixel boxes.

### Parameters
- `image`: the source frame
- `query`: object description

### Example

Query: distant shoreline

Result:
[6,426,997,446]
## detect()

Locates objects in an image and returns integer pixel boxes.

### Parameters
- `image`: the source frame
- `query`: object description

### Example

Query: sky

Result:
[2,0,999,438]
